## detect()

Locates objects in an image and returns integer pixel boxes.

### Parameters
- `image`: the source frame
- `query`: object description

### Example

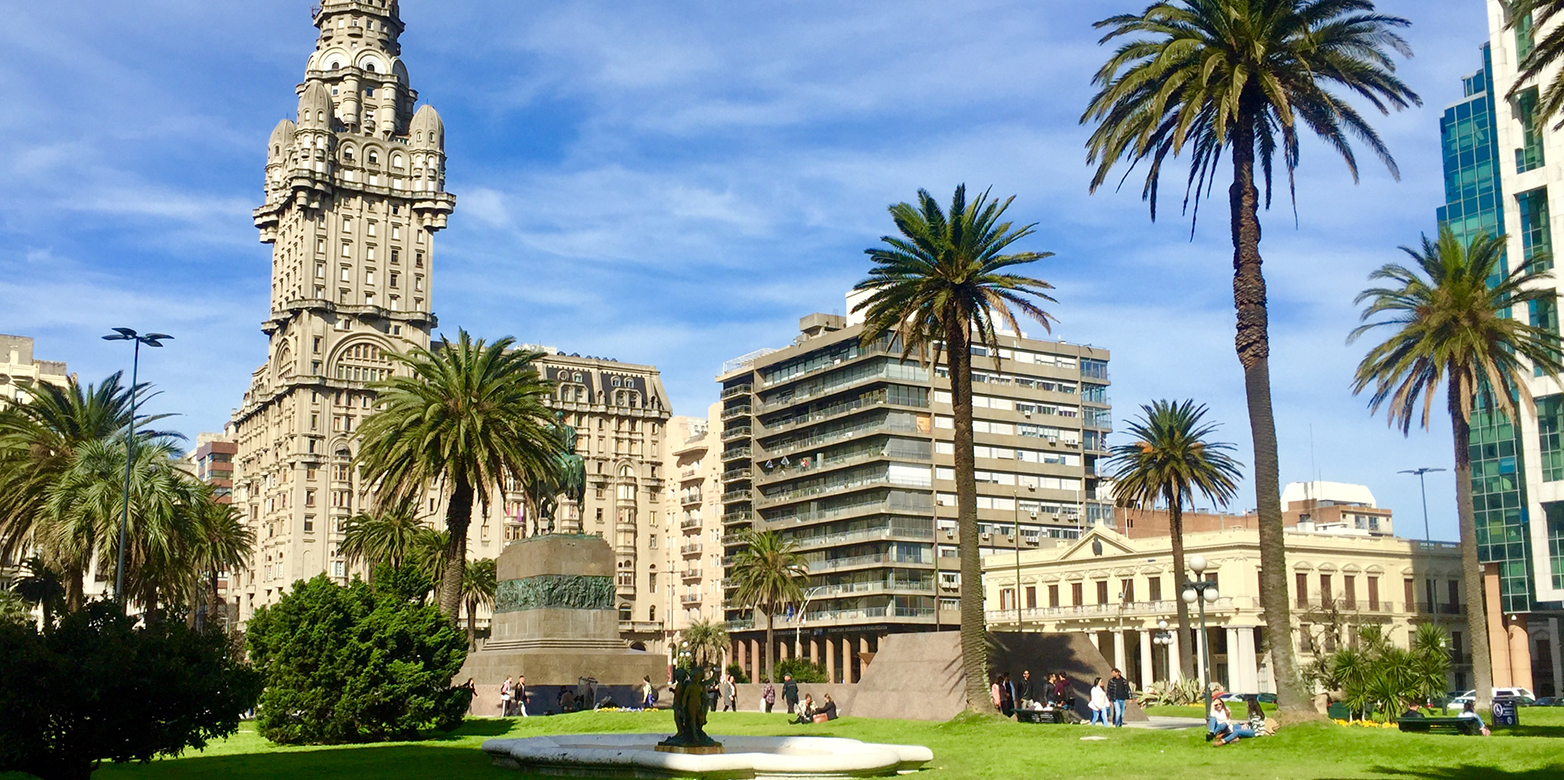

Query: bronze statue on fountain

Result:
[656,666,724,753]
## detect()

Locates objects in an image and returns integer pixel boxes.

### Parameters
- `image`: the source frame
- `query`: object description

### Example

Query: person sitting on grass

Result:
[1209,699,1255,746]
[1459,701,1491,736]
[819,694,838,721]
[792,694,817,724]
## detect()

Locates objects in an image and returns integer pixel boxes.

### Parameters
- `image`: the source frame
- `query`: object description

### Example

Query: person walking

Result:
[500,676,514,717]
[1088,677,1110,726]
[1053,672,1073,712]
[515,674,529,717]
[998,673,1015,718]
[991,675,1004,710]
[721,673,737,712]
[762,680,777,713]
[782,674,799,715]
[1107,668,1130,727]
[641,675,656,709]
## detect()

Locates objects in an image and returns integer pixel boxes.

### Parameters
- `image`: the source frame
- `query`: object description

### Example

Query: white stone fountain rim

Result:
[482,733,934,778]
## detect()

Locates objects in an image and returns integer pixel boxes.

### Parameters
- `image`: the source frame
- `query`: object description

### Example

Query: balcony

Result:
[983,599,1232,623]
[682,569,702,581]
[680,517,703,529]
[808,552,931,573]
[681,593,703,604]
[681,543,703,556]
[722,404,753,420]
[721,426,752,442]
[721,488,751,503]
[722,445,752,461]
[722,467,752,483]
[721,509,753,524]
[721,383,753,400]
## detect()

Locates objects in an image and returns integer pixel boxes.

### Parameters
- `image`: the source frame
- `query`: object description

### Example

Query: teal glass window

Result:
[1539,395,1564,480]
[1518,187,1553,272]
[1518,89,1546,174]
[1531,296,1561,376]
[1518,11,1536,63]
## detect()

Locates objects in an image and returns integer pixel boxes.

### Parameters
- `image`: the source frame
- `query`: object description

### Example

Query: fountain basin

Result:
[482,733,933,779]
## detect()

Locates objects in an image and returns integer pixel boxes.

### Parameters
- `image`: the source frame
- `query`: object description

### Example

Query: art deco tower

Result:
[230,0,454,620]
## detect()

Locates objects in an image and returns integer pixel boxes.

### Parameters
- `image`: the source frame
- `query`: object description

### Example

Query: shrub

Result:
[0,601,260,780]
[1138,678,1203,707]
[726,663,751,684]
[246,570,471,744]
[774,657,828,683]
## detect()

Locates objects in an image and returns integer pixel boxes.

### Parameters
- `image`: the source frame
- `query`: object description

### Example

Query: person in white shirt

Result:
[1088,678,1111,726]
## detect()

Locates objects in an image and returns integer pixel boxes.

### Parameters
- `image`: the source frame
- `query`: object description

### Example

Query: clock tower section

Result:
[231,0,455,619]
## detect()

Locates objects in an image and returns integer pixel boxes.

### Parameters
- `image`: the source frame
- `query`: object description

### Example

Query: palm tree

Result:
[682,618,731,671]
[461,557,497,650]
[0,373,171,569]
[1509,2,1564,124]
[39,437,202,617]
[410,527,451,600]
[11,556,65,627]
[729,529,808,684]
[1106,400,1241,681]
[187,493,254,630]
[356,330,563,621]
[852,184,1056,714]
[1350,228,1561,710]
[1082,0,1421,714]
[338,501,426,579]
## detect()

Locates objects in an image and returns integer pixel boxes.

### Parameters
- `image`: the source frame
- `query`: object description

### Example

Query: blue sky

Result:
[0,0,1489,541]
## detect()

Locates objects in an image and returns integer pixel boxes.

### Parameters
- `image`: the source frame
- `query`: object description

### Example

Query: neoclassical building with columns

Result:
[982,525,1475,694]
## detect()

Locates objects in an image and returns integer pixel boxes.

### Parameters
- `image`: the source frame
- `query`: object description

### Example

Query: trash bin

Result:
[1492,698,1519,727]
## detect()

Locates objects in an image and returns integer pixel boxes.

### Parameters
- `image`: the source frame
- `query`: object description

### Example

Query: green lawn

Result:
[29,707,1564,780]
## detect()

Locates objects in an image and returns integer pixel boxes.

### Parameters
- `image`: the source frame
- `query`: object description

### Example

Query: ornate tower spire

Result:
[232,1,455,620]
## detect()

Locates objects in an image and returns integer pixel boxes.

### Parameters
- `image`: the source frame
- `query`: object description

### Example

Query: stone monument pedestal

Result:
[459,534,666,715]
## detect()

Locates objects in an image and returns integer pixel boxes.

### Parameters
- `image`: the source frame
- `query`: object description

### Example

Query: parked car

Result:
[1534,696,1558,707]
[1447,688,1537,710]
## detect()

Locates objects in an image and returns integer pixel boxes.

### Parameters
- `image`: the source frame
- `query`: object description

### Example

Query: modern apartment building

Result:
[1438,2,1564,696]
[716,294,1110,682]
[0,334,69,408]
[663,405,727,645]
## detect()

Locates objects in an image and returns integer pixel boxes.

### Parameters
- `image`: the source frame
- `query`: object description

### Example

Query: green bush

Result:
[725,663,751,684]
[0,601,260,780]
[775,657,828,683]
[246,569,471,744]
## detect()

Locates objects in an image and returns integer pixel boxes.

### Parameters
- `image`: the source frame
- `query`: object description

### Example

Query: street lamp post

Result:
[1180,554,1220,720]
[101,328,172,608]
[1398,467,1445,542]
[794,586,821,659]
[1152,619,1174,683]
[1012,485,1035,630]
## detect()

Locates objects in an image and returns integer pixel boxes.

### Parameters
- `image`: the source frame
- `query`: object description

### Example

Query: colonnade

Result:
[731,633,876,683]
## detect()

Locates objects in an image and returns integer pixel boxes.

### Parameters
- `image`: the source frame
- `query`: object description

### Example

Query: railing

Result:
[722,468,752,482]
[681,569,701,580]
[721,383,753,399]
[789,526,931,551]
[681,543,703,555]
[759,420,920,457]
[680,517,703,529]
[721,426,752,442]
[801,605,935,622]
[983,599,1230,623]
[766,498,933,525]
[722,404,753,420]
[721,510,753,524]
[813,580,934,597]
[807,553,930,572]
[721,488,751,502]
[722,445,752,461]
[681,593,703,604]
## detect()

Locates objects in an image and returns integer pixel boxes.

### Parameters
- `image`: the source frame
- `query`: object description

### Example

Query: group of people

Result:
[991,669,1082,718]
[791,693,839,723]
[1085,669,1133,727]
[759,673,799,714]
[499,675,529,717]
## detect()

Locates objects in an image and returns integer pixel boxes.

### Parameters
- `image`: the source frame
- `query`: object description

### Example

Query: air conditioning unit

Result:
[981,532,992,541]
[943,529,955,539]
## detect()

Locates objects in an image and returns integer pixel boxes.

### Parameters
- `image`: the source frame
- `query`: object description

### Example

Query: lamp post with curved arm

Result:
[101,328,172,608]
[1181,554,1220,720]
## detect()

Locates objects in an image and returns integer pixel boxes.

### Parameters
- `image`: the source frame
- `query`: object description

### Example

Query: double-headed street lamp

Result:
[101,328,172,608]
[1152,619,1175,682]
[1180,554,1220,720]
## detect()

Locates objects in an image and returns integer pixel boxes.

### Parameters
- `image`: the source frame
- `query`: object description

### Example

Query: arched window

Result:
[617,466,636,501]
[365,62,376,72]
[330,61,341,70]
[367,151,378,165]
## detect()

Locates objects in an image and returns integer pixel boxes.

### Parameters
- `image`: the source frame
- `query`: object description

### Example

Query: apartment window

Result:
[341,218,352,232]
[338,289,348,303]
[341,242,352,258]
[1367,576,1380,611]
[1426,578,1438,612]
[340,266,351,282]
[1120,578,1134,604]
[310,413,318,431]
[1343,575,1356,609]
[366,270,375,286]
[1519,8,1537,61]
[1518,91,1547,174]
[1531,299,1561,378]
[1448,579,1461,612]
[367,221,377,237]
[305,490,315,507]
[316,239,326,254]
[1148,576,1162,602]
[315,263,325,279]
[366,246,376,262]
[1519,186,1553,271]
[414,275,424,291]
[389,272,399,288]
[312,336,322,353]
[415,251,424,267]
[1025,586,1036,610]
[1094,580,1109,605]
[1319,574,1332,607]
[1295,572,1309,607]
[391,225,401,240]
[1405,578,1417,612]
[1048,584,1060,608]
[303,516,314,532]
[648,572,657,593]
[1071,582,1083,606]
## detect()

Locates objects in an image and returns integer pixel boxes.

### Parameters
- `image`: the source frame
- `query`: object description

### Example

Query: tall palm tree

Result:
[1349,228,1562,710]
[682,618,731,671]
[338,501,426,579]
[1082,0,1421,714]
[356,330,563,621]
[461,557,497,650]
[187,492,254,630]
[410,527,451,601]
[1509,2,1564,124]
[39,438,201,617]
[1106,400,1242,681]
[0,373,172,567]
[852,184,1056,714]
[729,529,808,684]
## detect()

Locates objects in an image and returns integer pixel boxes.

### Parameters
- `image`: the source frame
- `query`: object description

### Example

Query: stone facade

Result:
[0,334,69,409]
[663,405,726,642]
[981,525,1481,694]
[229,0,453,620]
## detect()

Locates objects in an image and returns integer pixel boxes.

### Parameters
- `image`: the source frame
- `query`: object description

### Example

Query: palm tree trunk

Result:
[1449,380,1493,711]
[65,567,84,612]
[945,317,993,714]
[467,596,478,650]
[764,608,775,683]
[1230,102,1310,715]
[209,568,222,631]
[1167,492,1195,680]
[438,479,474,622]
